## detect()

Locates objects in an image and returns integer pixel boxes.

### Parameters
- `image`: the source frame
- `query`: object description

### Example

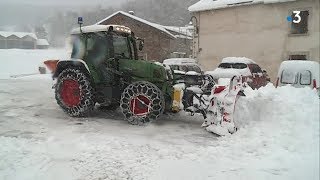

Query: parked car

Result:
[163,58,202,74]
[206,57,269,89]
[276,60,319,95]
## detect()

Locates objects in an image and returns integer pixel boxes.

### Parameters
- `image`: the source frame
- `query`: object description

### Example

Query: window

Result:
[218,63,232,69]
[249,64,262,73]
[113,35,131,59]
[281,70,298,84]
[290,10,309,34]
[218,63,247,69]
[300,70,312,85]
[233,63,247,69]
[288,54,307,60]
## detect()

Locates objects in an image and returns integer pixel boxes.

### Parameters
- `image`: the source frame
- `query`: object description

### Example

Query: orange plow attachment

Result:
[44,60,59,73]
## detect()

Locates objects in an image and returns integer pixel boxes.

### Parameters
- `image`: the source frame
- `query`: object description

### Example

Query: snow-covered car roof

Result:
[277,60,320,84]
[163,58,197,65]
[206,68,251,79]
[221,57,256,64]
[188,0,297,12]
[71,25,132,35]
[206,57,254,78]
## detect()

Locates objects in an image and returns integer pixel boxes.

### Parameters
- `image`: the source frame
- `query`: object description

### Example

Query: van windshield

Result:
[300,70,312,85]
[281,70,298,84]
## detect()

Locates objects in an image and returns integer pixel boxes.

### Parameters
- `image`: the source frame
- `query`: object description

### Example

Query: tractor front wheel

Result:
[120,81,165,125]
[55,68,95,117]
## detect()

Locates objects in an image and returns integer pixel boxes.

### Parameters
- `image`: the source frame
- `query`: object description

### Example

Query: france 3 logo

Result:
[287,11,301,24]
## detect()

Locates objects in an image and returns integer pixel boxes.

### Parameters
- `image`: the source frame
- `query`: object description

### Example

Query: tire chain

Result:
[120,81,165,125]
[55,68,94,117]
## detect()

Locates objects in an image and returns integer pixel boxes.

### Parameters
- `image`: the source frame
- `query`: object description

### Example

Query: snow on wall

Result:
[188,0,297,12]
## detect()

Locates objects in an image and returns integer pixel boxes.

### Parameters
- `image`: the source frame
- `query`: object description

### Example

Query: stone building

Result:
[188,0,320,81]
[96,11,192,62]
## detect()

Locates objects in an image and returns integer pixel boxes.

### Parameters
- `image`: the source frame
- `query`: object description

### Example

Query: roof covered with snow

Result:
[0,31,37,39]
[71,24,133,35]
[163,26,193,38]
[163,58,197,65]
[36,39,49,46]
[206,68,251,79]
[96,11,176,39]
[221,57,256,64]
[188,0,297,12]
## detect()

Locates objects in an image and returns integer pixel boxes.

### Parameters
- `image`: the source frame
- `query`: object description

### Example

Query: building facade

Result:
[189,0,320,81]
[0,32,38,49]
[97,11,192,62]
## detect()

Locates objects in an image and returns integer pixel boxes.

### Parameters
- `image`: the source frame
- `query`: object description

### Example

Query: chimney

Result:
[128,11,135,15]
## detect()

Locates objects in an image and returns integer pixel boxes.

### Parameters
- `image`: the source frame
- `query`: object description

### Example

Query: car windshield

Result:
[218,63,247,69]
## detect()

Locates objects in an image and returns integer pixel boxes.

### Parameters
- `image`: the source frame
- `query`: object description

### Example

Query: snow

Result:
[163,58,197,65]
[163,26,193,37]
[71,24,122,34]
[0,49,69,79]
[36,39,49,46]
[206,57,254,78]
[188,0,297,12]
[206,68,251,79]
[185,71,200,76]
[0,49,319,180]
[96,11,176,39]
[0,31,37,39]
[222,56,256,64]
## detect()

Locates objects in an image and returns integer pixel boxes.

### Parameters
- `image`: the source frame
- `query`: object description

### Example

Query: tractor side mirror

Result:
[138,40,144,51]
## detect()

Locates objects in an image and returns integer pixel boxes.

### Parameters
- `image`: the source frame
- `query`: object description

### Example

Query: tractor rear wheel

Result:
[120,81,165,125]
[55,68,95,117]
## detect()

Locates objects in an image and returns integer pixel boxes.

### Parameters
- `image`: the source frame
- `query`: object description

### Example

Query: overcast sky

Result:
[0,0,126,7]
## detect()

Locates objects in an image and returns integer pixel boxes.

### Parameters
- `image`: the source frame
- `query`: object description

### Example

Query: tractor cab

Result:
[69,25,143,84]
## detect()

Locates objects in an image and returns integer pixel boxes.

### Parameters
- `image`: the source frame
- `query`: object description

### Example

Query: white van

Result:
[276,60,319,94]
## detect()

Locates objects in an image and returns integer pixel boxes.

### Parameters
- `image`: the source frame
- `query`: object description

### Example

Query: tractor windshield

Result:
[70,32,135,61]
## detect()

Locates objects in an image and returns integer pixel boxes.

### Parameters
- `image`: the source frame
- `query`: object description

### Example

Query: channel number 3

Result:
[293,11,301,24]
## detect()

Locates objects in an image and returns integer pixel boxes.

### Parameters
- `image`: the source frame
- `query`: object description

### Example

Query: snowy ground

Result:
[0,49,319,180]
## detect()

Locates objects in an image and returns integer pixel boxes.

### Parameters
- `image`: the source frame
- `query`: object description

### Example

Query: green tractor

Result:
[47,24,175,125]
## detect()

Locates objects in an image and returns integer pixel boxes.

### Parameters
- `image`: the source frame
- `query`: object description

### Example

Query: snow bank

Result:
[154,84,319,180]
[0,49,69,79]
[188,0,297,12]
